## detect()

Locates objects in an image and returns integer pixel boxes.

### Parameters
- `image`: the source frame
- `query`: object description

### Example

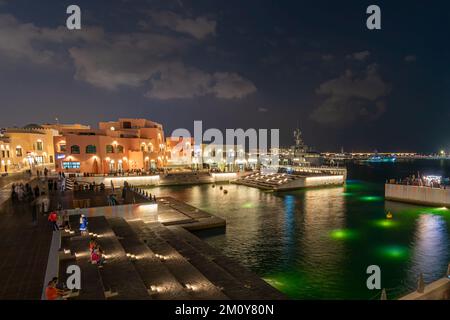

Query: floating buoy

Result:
[224,189,228,194]
[386,212,393,219]
[212,185,215,188]
[219,186,223,190]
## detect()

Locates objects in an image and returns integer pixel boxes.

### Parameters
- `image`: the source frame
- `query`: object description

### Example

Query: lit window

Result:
[36,141,43,151]
[116,145,124,153]
[86,145,97,154]
[62,161,80,169]
[71,145,80,154]
[106,145,114,153]
[16,147,22,157]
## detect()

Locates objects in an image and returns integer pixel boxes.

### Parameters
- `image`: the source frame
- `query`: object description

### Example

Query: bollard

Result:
[380,288,387,300]
[417,273,425,293]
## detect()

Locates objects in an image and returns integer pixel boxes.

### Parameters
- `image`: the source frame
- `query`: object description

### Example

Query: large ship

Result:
[278,127,323,167]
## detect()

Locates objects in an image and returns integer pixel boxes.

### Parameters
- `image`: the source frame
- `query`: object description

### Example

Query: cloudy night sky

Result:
[0,0,449,152]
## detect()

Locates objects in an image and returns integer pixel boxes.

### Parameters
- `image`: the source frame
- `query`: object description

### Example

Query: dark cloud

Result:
[311,64,391,126]
[404,55,417,62]
[143,10,216,40]
[346,50,371,61]
[0,13,255,100]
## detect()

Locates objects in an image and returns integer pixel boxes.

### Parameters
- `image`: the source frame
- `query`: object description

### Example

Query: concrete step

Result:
[68,234,106,300]
[150,223,265,299]
[107,217,190,300]
[128,220,228,300]
[168,226,286,300]
[86,216,151,300]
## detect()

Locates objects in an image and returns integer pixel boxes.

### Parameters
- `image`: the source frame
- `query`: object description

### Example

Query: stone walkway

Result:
[0,198,53,299]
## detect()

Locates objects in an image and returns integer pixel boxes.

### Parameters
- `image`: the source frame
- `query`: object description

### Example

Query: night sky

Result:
[0,0,449,152]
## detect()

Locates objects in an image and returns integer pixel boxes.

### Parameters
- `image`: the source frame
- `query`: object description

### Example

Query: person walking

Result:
[48,211,59,231]
[31,198,38,226]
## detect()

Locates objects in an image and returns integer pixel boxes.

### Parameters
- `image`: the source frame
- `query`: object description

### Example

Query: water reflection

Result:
[145,181,450,299]
[409,214,449,284]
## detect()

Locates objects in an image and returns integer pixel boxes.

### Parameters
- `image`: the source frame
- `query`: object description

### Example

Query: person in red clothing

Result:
[48,211,59,231]
[45,280,64,300]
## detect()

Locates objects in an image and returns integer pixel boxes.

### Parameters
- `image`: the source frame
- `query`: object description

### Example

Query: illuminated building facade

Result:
[2,124,57,172]
[0,137,11,173]
[54,118,166,174]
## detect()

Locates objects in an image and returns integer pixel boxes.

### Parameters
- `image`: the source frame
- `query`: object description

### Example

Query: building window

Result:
[1,151,4,158]
[141,145,146,152]
[86,145,97,154]
[6,151,9,158]
[106,145,114,153]
[116,145,124,153]
[62,161,80,169]
[49,155,53,163]
[16,147,22,157]
[71,145,80,154]
[122,121,131,129]
[59,144,66,152]
[36,141,43,151]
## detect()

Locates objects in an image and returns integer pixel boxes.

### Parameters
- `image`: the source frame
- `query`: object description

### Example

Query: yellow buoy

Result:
[386,212,393,219]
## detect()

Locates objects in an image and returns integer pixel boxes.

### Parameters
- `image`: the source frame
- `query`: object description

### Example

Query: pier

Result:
[385,182,450,207]
[235,166,346,191]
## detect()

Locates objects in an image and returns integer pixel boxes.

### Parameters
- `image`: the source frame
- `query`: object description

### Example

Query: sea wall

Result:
[399,278,450,300]
[385,184,450,206]
[76,175,160,187]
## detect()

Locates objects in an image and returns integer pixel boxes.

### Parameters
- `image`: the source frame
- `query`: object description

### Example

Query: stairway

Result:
[59,215,284,300]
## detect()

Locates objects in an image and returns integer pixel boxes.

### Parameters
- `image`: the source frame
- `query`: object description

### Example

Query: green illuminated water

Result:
[146,160,450,299]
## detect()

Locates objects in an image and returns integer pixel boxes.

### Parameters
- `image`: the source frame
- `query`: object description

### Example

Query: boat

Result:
[365,155,396,163]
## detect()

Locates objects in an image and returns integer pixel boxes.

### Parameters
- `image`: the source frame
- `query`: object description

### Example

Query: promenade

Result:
[0,185,52,299]
[0,174,284,300]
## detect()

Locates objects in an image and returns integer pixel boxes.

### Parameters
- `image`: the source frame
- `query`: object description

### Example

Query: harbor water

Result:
[145,159,450,299]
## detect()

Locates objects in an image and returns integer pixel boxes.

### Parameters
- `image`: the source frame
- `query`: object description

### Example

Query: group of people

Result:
[389,174,449,189]
[74,181,106,192]
[46,178,66,193]
[11,183,36,202]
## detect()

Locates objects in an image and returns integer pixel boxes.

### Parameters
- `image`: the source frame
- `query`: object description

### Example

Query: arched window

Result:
[86,145,97,154]
[116,145,124,153]
[70,145,80,154]
[106,145,114,153]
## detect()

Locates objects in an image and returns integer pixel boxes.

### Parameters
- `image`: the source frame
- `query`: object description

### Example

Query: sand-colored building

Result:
[54,118,166,174]
[0,137,12,173]
[165,137,195,167]
[2,124,58,172]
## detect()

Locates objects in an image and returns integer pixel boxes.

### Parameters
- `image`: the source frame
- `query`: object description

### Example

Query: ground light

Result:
[377,245,409,260]
[360,195,384,202]
[329,229,358,240]
[242,202,254,209]
[341,192,354,197]
[373,219,398,229]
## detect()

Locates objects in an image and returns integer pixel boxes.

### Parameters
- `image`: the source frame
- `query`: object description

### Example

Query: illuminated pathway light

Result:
[329,229,358,240]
